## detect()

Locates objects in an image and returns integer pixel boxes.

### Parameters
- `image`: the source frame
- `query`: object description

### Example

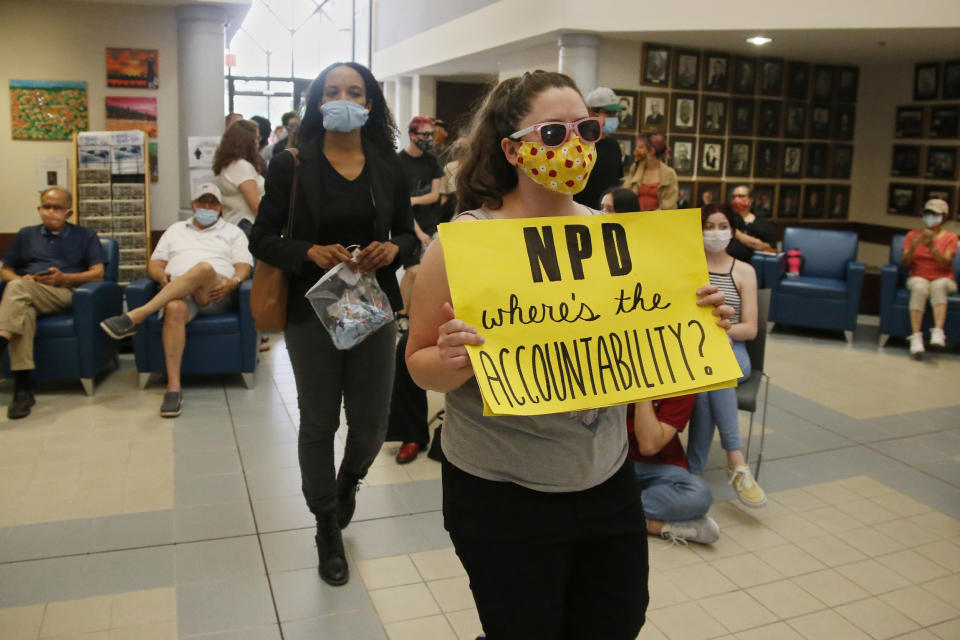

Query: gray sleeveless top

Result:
[442,208,628,492]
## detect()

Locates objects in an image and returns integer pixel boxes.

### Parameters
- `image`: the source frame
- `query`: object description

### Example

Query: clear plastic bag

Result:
[304,254,394,350]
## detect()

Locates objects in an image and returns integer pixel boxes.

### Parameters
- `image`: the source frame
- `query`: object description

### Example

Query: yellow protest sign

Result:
[438,209,742,416]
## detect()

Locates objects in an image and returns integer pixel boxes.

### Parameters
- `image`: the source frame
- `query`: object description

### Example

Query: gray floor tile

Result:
[230,404,294,428]
[175,502,256,542]
[176,449,243,478]
[925,459,960,488]
[282,610,388,640]
[777,445,909,484]
[175,535,266,585]
[344,512,451,561]
[393,479,443,514]
[184,625,282,640]
[239,442,300,472]
[245,466,303,502]
[270,566,375,621]
[252,495,315,532]
[872,466,960,518]
[0,517,94,562]
[174,427,239,453]
[260,529,317,574]
[177,576,278,636]
[175,472,248,508]
[351,485,411,523]
[82,546,175,595]
[0,556,87,607]
[235,424,297,449]
[90,510,174,552]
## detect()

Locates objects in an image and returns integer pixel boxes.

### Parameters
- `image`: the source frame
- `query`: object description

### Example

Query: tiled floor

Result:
[0,322,958,640]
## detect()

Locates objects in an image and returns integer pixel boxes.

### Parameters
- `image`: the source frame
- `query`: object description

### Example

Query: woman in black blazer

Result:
[250,62,416,587]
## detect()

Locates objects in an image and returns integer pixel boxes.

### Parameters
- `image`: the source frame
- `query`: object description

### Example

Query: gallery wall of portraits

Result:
[609,43,859,221]
[887,60,960,219]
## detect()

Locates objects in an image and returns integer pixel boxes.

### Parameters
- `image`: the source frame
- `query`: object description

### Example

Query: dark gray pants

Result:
[284,318,397,515]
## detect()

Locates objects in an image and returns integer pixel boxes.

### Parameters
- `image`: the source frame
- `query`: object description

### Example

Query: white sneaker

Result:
[660,516,720,546]
[909,332,925,358]
[930,328,946,348]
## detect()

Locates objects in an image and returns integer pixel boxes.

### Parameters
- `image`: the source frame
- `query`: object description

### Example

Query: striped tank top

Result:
[709,259,741,324]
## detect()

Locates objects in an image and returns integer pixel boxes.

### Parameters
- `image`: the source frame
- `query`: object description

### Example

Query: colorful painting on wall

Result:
[9,79,89,140]
[148,141,158,182]
[106,48,158,89]
[106,97,158,137]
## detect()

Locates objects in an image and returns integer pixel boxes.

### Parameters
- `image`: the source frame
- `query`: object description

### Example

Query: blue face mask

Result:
[320,100,370,132]
[194,207,219,227]
[602,117,619,135]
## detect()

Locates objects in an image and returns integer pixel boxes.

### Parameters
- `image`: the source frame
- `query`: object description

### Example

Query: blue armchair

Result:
[0,238,122,395]
[125,278,258,389]
[765,227,865,343]
[879,234,960,347]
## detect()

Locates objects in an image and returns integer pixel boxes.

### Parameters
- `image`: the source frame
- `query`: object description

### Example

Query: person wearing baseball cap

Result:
[901,198,958,358]
[574,87,629,209]
[99,182,254,416]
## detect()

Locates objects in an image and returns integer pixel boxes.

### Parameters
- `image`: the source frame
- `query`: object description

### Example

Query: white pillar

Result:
[395,76,413,149]
[412,75,437,120]
[558,33,599,95]
[176,4,227,214]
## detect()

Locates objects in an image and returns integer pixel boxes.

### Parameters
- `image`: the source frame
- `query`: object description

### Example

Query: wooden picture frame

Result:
[673,50,700,90]
[828,185,851,219]
[700,97,727,136]
[759,58,784,97]
[732,56,757,95]
[812,65,834,102]
[695,181,722,207]
[803,184,827,219]
[915,62,940,101]
[703,52,730,92]
[641,44,670,87]
[895,106,925,138]
[754,141,780,178]
[640,92,669,134]
[670,136,696,176]
[729,98,755,136]
[805,142,829,179]
[944,60,960,100]
[786,61,810,100]
[809,104,831,140]
[612,90,639,133]
[726,139,753,177]
[891,144,922,178]
[757,100,782,137]
[752,184,777,218]
[777,184,801,218]
[698,138,724,177]
[670,93,697,133]
[835,66,859,102]
[833,104,855,140]
[782,143,804,178]
[888,183,919,215]
[677,181,695,208]
[925,146,958,180]
[928,106,960,139]
[784,102,807,138]
[830,144,853,179]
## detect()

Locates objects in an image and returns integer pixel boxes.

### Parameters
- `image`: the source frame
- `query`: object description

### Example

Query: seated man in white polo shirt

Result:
[101,183,253,416]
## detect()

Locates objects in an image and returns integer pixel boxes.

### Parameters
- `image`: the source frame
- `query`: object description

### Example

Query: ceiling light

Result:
[746,36,772,46]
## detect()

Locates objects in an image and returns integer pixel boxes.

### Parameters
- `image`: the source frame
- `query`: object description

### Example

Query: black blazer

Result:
[250,137,417,325]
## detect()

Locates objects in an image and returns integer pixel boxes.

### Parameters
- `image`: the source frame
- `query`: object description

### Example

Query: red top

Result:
[638,183,659,211]
[626,394,696,468]
[905,229,958,281]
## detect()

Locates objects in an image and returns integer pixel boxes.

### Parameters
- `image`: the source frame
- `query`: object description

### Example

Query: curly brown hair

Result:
[212,119,261,175]
[455,70,580,212]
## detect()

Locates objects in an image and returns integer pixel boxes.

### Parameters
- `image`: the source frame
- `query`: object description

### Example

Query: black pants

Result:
[284,318,396,514]
[385,332,429,447]
[442,459,649,640]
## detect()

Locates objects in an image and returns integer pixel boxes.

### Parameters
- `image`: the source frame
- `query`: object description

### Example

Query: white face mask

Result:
[703,229,732,252]
[922,213,943,228]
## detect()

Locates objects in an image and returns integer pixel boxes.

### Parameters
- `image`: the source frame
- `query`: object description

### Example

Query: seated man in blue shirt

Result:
[0,187,106,419]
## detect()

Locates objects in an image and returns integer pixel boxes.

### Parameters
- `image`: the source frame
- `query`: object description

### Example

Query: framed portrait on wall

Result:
[729,98,755,136]
[757,100,782,137]
[732,57,757,95]
[835,66,859,102]
[699,138,724,177]
[828,185,851,219]
[925,146,958,180]
[928,106,959,139]
[778,184,801,218]
[670,136,696,176]
[759,58,784,96]
[923,185,955,217]
[782,143,803,178]
[754,141,780,178]
[812,65,834,102]
[806,142,829,178]
[784,102,807,138]
[671,93,697,132]
[833,105,855,140]
[891,144,922,177]
[673,50,699,90]
[803,184,827,218]
[726,139,753,177]
[752,184,776,218]
[895,106,924,138]
[695,181,722,207]
[786,61,810,100]
[640,92,669,133]
[677,181,695,208]
[700,97,727,135]
[944,60,960,100]
[611,134,635,165]
[642,44,670,86]
[703,52,729,92]
[612,90,638,132]
[888,183,918,215]
[915,63,940,101]
[831,144,853,179]
[809,105,831,139]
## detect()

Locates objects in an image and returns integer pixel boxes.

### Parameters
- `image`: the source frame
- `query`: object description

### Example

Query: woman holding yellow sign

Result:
[406,70,732,640]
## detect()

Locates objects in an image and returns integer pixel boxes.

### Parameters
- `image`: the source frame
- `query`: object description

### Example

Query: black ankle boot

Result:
[336,469,361,529]
[315,510,348,586]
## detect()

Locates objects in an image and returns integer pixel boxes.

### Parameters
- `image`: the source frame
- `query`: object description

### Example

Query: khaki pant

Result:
[0,279,74,370]
[907,276,958,311]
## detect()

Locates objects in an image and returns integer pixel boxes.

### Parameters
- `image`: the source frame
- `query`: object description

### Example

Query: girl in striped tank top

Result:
[687,203,767,507]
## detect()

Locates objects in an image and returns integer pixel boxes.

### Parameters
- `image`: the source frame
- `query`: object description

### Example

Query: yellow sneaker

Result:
[728,465,766,508]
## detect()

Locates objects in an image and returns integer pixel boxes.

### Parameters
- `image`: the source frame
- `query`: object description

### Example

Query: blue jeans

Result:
[633,461,713,523]
[686,340,751,474]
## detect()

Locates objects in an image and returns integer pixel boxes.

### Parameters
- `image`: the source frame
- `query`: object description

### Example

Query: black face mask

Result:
[416,139,434,152]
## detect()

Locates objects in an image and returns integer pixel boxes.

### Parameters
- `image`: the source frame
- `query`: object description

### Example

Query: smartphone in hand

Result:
[34,269,52,277]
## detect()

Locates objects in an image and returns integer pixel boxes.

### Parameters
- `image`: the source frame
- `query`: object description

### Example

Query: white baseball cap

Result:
[192,182,222,202]
[923,198,949,216]
[584,87,625,111]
